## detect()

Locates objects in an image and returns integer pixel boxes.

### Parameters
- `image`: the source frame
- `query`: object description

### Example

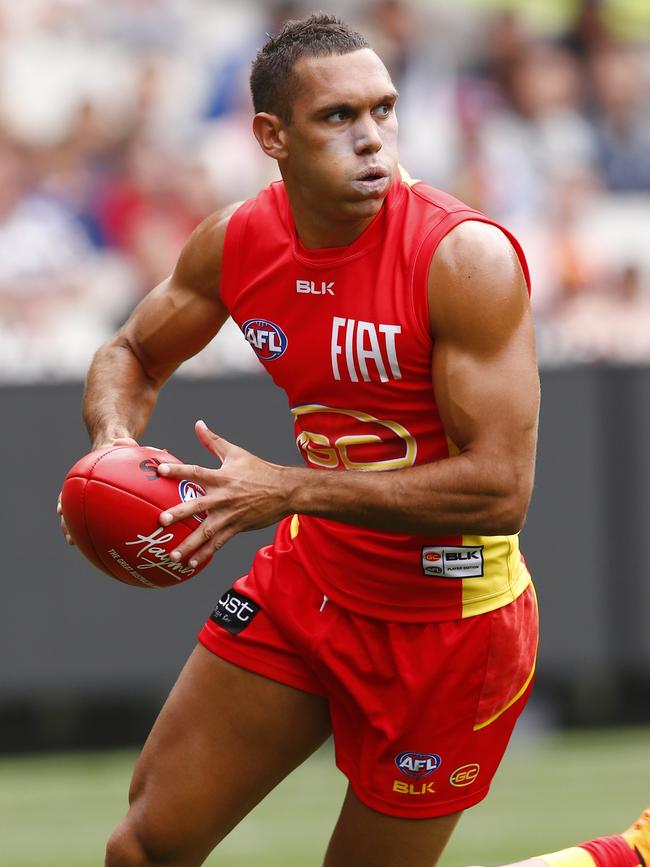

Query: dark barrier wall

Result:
[2,368,649,738]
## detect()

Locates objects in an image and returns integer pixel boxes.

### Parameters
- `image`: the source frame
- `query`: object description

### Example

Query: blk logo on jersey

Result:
[395,751,441,779]
[331,317,402,383]
[242,318,288,361]
[210,589,260,636]
[296,279,335,296]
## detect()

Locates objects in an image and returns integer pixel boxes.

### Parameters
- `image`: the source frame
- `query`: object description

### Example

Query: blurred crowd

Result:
[1,0,649,381]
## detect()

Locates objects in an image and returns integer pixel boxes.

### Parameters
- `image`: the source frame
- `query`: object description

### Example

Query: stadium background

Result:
[2,0,649,864]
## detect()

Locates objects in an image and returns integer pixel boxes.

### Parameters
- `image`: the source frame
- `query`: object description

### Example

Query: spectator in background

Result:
[100,135,215,292]
[0,140,136,381]
[0,0,649,378]
[588,43,650,191]
[469,39,597,221]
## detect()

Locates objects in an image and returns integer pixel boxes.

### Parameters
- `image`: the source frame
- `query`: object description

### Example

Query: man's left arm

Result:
[158,220,540,568]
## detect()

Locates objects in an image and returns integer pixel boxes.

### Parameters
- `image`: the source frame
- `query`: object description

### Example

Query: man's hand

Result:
[57,437,139,545]
[157,420,295,568]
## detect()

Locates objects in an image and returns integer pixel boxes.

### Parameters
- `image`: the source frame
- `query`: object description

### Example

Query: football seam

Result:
[79,472,105,569]
[85,478,198,531]
[76,448,149,571]
[68,448,180,500]
[84,481,201,587]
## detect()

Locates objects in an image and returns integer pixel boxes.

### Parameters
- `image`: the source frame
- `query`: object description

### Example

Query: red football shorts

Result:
[199,519,538,819]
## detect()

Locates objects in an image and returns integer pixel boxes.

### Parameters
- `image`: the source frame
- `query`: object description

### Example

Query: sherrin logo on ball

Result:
[242,318,288,361]
[60,445,213,589]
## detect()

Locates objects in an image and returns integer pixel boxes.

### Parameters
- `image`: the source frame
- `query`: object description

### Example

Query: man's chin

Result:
[343,197,386,222]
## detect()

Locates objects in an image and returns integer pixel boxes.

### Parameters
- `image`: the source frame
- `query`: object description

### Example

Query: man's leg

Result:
[105,644,331,867]
[322,786,463,867]
[502,808,649,867]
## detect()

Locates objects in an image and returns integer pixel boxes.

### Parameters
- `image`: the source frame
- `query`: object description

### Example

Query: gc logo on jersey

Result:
[242,318,288,361]
[395,751,441,779]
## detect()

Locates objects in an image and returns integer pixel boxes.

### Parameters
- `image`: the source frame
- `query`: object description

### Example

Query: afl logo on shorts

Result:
[178,480,207,522]
[242,318,288,361]
[395,751,441,779]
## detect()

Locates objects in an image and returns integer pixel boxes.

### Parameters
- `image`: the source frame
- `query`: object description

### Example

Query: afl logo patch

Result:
[178,480,207,523]
[395,751,441,779]
[242,318,288,361]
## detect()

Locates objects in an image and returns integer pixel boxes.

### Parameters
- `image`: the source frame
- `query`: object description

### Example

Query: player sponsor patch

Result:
[394,751,441,779]
[449,763,480,787]
[210,589,260,635]
[421,546,484,578]
[178,480,207,522]
[242,318,288,361]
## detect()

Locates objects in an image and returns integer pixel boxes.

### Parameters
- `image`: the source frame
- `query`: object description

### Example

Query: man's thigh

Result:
[112,644,331,866]
[324,786,463,867]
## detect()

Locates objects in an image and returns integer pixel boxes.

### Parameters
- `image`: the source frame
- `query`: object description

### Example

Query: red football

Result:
[61,445,211,588]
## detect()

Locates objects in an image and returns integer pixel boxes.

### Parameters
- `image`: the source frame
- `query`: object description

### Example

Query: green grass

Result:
[1,728,648,867]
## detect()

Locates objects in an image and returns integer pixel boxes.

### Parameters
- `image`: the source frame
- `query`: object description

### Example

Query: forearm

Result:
[286,451,530,536]
[83,337,162,449]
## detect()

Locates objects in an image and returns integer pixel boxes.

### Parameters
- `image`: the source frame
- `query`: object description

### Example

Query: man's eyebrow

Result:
[314,91,399,116]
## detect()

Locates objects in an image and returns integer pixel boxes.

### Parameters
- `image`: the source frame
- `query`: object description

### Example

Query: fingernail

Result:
[158,463,169,474]
[196,419,206,429]
[189,559,198,568]
[170,550,181,562]
[160,512,173,525]
[57,503,62,514]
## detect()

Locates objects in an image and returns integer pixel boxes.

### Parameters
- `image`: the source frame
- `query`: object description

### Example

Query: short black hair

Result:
[250,13,370,123]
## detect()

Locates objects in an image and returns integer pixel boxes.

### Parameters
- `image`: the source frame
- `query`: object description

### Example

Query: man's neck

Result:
[283,181,384,250]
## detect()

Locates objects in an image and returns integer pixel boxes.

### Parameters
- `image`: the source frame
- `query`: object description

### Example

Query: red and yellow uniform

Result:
[199,173,538,817]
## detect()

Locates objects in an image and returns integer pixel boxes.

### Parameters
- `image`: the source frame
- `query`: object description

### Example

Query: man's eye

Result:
[375,103,391,117]
[328,110,348,122]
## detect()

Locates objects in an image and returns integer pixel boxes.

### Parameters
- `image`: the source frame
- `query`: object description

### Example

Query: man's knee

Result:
[105,821,178,867]
[105,823,149,867]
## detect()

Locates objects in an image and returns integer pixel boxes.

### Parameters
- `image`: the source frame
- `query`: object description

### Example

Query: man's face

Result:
[280,49,399,223]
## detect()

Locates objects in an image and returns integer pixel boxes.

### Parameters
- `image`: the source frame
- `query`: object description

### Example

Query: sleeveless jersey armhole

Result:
[219,199,255,311]
[411,211,532,344]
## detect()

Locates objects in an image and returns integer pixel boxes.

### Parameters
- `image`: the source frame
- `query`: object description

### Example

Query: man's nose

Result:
[353,114,383,155]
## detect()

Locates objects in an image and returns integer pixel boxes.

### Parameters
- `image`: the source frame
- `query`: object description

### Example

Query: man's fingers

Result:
[195,419,232,462]
[157,461,211,482]
[159,498,210,527]
[167,519,234,568]
[57,495,74,546]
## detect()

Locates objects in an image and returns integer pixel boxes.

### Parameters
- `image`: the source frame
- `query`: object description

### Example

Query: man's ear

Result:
[252,112,289,160]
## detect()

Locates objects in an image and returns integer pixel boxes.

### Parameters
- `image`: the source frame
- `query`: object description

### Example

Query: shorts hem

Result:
[198,624,326,698]
[338,761,491,818]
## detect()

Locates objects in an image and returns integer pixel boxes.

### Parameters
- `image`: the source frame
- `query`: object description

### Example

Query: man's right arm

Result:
[83,204,238,449]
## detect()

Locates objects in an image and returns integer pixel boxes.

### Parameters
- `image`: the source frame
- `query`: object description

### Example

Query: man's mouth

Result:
[356,166,388,181]
[351,167,391,195]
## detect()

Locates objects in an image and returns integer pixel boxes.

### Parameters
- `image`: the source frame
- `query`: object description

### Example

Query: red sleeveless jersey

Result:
[220,174,532,622]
